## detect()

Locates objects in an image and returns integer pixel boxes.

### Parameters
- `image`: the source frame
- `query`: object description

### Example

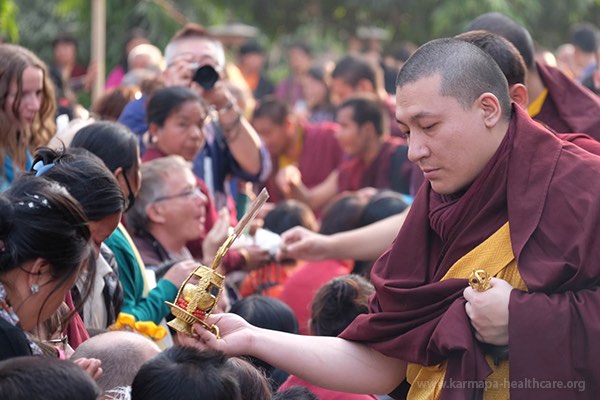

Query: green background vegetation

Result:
[5,0,600,80]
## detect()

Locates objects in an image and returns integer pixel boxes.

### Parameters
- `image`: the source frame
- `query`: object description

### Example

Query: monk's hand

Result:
[275,165,302,197]
[464,277,513,346]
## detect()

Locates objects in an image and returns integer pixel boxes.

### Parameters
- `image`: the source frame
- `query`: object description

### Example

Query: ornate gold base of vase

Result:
[166,301,220,338]
[165,264,224,338]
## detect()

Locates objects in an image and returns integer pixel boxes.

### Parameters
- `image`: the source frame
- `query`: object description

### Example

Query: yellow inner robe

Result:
[406,222,528,400]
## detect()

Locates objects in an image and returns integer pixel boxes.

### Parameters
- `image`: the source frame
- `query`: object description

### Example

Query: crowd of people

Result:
[1,11,600,400]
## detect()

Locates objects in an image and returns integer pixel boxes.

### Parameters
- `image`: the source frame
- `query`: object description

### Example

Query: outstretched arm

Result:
[281,209,409,261]
[190,313,407,395]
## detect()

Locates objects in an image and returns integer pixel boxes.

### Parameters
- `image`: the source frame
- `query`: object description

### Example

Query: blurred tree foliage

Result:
[0,0,18,42]
[6,0,600,75]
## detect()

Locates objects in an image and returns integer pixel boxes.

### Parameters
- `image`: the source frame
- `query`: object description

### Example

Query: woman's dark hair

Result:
[131,347,242,400]
[31,147,125,221]
[226,357,272,400]
[358,190,408,227]
[230,295,299,334]
[71,121,139,174]
[230,295,298,389]
[263,199,318,235]
[0,356,100,400]
[273,386,318,400]
[353,190,408,276]
[91,86,141,121]
[146,86,204,127]
[310,274,374,337]
[0,176,91,324]
[319,193,369,235]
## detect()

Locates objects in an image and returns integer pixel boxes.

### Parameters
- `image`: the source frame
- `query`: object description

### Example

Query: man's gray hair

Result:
[164,37,225,69]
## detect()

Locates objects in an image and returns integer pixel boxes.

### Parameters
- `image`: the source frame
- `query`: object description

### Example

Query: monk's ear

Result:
[477,92,502,128]
[508,84,529,109]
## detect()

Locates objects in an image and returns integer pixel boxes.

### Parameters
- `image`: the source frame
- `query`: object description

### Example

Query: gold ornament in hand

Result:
[468,269,491,292]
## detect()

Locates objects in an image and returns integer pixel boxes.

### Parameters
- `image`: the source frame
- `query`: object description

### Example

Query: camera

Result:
[192,64,219,90]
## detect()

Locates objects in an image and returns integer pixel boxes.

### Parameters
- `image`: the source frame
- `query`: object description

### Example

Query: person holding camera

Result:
[118,23,271,216]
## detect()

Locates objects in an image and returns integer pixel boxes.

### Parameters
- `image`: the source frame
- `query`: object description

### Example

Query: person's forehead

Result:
[172,38,219,60]
[330,77,352,88]
[395,75,450,121]
[253,116,281,130]
[336,106,355,122]
[55,42,75,50]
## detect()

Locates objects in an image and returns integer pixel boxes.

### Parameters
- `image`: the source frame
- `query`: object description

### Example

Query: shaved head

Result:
[72,331,160,394]
[455,30,526,85]
[396,38,511,119]
[465,12,535,70]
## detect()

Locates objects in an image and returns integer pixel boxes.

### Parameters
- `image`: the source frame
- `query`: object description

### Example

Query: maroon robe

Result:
[337,138,423,196]
[340,106,600,399]
[265,121,344,203]
[557,133,600,155]
[536,62,600,141]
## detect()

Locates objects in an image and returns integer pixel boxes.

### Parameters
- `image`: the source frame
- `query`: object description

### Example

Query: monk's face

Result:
[395,74,502,195]
[335,105,371,157]
[252,116,292,157]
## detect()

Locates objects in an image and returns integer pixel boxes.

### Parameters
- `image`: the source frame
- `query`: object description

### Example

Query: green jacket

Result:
[104,225,177,324]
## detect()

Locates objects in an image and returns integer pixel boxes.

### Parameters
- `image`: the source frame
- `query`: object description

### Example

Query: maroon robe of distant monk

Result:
[340,105,600,399]
[337,137,423,197]
[534,61,600,140]
[265,122,344,203]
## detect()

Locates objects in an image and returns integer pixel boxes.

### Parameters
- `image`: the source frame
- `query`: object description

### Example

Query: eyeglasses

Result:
[43,334,68,352]
[154,186,204,203]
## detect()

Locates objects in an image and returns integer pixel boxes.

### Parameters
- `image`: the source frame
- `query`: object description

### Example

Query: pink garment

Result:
[278,259,351,335]
[105,65,126,90]
[279,375,379,400]
[64,291,89,350]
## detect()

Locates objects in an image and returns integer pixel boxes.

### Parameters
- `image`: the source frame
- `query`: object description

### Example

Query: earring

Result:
[30,283,39,294]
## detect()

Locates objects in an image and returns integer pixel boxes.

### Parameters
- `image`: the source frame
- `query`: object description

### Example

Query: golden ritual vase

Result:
[166,188,269,337]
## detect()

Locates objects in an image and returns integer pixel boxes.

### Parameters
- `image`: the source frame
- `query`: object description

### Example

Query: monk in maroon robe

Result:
[466,12,600,141]
[337,137,422,197]
[252,97,344,204]
[533,61,600,139]
[186,38,600,400]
